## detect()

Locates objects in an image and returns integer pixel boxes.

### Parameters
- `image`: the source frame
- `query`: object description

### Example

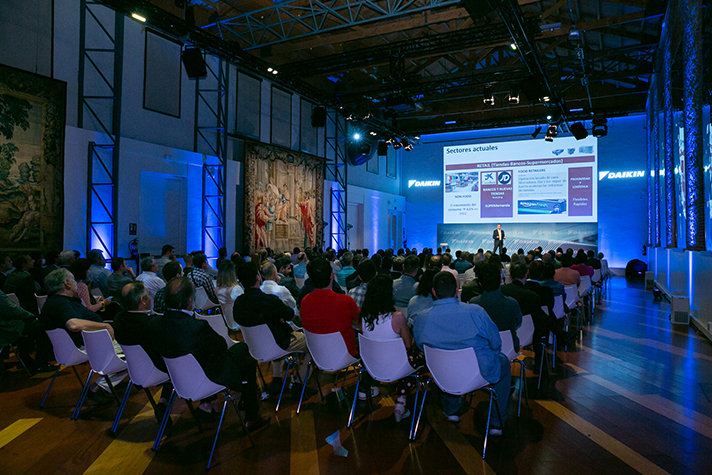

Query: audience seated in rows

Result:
[153,261,183,314]
[155,244,176,281]
[186,254,218,304]
[554,255,581,286]
[260,262,297,310]
[0,289,51,371]
[392,255,419,309]
[275,257,299,300]
[70,258,109,313]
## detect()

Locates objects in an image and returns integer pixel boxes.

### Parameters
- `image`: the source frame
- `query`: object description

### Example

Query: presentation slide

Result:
[443,136,597,224]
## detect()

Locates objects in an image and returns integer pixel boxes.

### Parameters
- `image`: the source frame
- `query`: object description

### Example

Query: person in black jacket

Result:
[234,263,313,397]
[148,276,267,429]
[4,254,39,315]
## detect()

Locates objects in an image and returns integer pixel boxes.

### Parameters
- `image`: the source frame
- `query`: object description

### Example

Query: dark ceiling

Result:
[109,0,671,137]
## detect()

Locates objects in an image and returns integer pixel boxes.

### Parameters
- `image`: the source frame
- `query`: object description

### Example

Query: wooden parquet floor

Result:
[1,278,711,474]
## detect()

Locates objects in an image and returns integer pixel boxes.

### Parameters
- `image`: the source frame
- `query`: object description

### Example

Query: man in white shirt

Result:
[135,256,166,308]
[260,262,297,310]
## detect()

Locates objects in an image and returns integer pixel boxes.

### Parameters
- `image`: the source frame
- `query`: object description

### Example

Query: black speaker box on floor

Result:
[183,47,207,79]
[312,107,327,127]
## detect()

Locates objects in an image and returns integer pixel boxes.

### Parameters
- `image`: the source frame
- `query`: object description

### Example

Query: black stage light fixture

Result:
[377,141,388,156]
[311,106,326,127]
[544,124,558,142]
[483,85,495,105]
[569,122,588,140]
[402,139,413,151]
[392,140,403,150]
[508,85,520,104]
[531,126,542,138]
[592,117,608,137]
[182,47,207,79]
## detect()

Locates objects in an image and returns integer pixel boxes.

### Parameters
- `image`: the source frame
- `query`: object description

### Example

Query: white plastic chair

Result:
[73,330,127,420]
[111,345,170,434]
[564,284,582,331]
[218,302,239,331]
[298,330,360,416]
[240,324,304,412]
[6,293,20,306]
[294,277,305,289]
[500,330,529,418]
[358,334,421,439]
[196,314,237,348]
[41,329,90,409]
[35,294,48,313]
[158,354,254,468]
[417,345,504,458]
[578,275,593,323]
[194,286,219,312]
[552,294,566,319]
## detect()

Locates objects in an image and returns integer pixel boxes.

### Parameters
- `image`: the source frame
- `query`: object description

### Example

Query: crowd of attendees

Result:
[0,242,611,437]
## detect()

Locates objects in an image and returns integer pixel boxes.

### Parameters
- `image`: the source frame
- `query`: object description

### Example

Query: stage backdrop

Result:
[0,64,65,253]
[244,141,324,252]
[437,222,598,254]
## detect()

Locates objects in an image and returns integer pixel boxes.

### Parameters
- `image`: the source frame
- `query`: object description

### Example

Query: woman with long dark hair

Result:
[359,274,415,422]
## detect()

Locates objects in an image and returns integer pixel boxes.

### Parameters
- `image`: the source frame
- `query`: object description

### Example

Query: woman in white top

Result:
[215,261,244,330]
[360,274,415,422]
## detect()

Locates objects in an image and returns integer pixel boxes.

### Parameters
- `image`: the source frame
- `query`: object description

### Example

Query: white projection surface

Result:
[443,136,598,224]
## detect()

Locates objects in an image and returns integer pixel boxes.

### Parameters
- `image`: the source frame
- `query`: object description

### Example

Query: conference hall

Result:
[1,0,710,474]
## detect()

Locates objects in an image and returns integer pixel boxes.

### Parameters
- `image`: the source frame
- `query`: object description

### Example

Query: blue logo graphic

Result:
[567,148,575,155]
[498,171,512,185]
[552,149,564,156]
[482,172,496,185]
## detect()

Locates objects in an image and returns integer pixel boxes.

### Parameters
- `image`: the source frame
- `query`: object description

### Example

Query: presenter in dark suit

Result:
[492,224,505,255]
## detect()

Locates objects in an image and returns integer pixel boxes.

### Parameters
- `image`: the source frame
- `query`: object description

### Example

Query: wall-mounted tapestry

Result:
[244,141,324,253]
[0,64,66,253]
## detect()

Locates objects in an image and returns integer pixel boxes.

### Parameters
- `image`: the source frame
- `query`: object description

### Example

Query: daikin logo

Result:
[598,170,662,180]
[409,180,441,188]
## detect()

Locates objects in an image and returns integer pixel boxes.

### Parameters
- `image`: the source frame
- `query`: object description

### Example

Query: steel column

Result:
[324,110,348,250]
[662,35,676,248]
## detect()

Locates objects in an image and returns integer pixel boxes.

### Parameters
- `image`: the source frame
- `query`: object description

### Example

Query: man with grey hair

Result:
[40,268,126,402]
[58,250,76,269]
[392,255,420,308]
[260,262,296,309]
[87,249,111,298]
[136,256,166,307]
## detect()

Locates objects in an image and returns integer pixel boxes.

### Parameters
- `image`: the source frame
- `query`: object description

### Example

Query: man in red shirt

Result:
[300,258,377,399]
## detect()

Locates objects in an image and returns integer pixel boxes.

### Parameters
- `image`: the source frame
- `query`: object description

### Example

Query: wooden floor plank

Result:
[290,410,319,475]
[536,400,672,475]
[0,418,42,450]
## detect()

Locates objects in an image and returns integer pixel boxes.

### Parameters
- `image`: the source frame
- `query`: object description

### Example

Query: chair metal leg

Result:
[347,369,364,428]
[104,374,122,404]
[228,392,256,447]
[40,366,61,408]
[297,364,312,414]
[152,390,176,451]
[256,364,267,392]
[110,380,134,434]
[552,335,556,369]
[143,388,158,411]
[537,346,547,391]
[206,394,230,470]
[72,369,95,420]
[408,375,420,440]
[413,379,430,440]
[516,361,524,418]
[71,365,84,386]
[482,389,495,459]
[275,359,291,412]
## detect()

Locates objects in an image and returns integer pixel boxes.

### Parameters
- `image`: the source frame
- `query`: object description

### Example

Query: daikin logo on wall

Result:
[409,180,441,188]
[598,170,661,180]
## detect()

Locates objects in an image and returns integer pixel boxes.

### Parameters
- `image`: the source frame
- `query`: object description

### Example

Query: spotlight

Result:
[131,12,147,22]
[402,139,413,151]
[531,126,542,138]
[353,133,361,140]
[508,86,520,104]
[569,122,588,140]
[483,85,495,105]
[392,140,403,150]
[544,134,554,142]
[544,124,558,141]
[267,67,273,72]
[369,131,377,136]
[592,117,608,137]
[414,135,420,140]
[546,108,562,124]
[272,69,278,75]
[542,95,550,102]
[510,43,517,50]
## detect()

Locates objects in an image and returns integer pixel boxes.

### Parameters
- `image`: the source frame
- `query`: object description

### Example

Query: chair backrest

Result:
[294,277,305,289]
[82,330,127,375]
[553,295,566,319]
[122,345,170,388]
[516,314,535,348]
[304,330,358,372]
[35,294,48,313]
[579,275,592,296]
[163,354,225,401]
[6,293,20,306]
[240,324,291,362]
[592,269,602,283]
[45,329,89,367]
[423,345,487,396]
[91,288,103,299]
[196,314,235,348]
[194,286,218,311]
[358,334,414,383]
[499,330,518,361]
[219,302,238,330]
[564,285,580,307]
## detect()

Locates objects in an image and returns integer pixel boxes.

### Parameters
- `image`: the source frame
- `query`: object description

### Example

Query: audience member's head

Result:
[111,257,126,273]
[13,254,33,272]
[45,268,75,296]
[509,263,528,281]
[165,277,195,310]
[0,253,12,273]
[357,259,377,284]
[432,271,457,299]
[141,256,157,272]
[560,255,573,268]
[163,260,183,281]
[528,260,544,280]
[193,253,208,270]
[370,253,382,269]
[276,257,292,276]
[307,258,333,289]
[477,262,502,292]
[260,262,278,282]
[416,269,439,297]
[542,262,556,280]
[360,274,396,330]
[298,252,307,263]
[70,258,92,282]
[442,253,453,268]
[87,249,105,266]
[217,261,238,287]
[403,255,419,276]
[230,252,245,268]
[161,244,175,258]
[341,252,354,268]
[183,253,193,267]
[121,282,150,311]
[428,255,443,271]
[45,251,60,266]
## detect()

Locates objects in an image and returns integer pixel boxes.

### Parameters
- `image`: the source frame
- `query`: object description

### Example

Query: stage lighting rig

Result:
[544,124,558,142]
[508,85,520,105]
[592,117,608,137]
[392,140,403,150]
[483,85,495,105]
[531,126,542,138]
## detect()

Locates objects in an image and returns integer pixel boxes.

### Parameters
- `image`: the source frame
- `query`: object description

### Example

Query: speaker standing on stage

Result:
[493,224,505,254]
